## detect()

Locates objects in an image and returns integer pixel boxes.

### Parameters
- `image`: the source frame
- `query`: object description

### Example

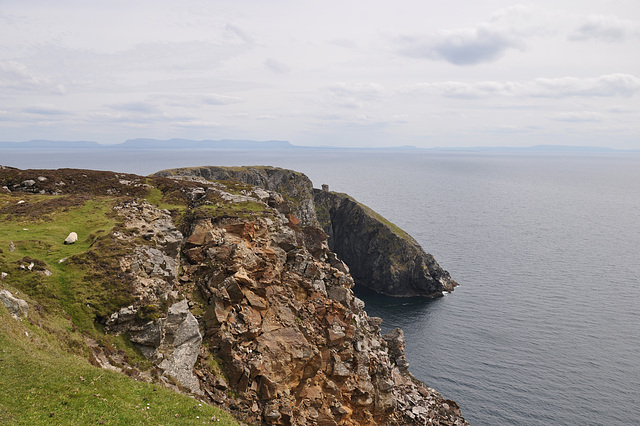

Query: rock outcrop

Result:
[314,190,458,297]
[153,166,319,227]
[156,166,458,298]
[103,199,202,394]
[0,289,29,319]
[173,181,467,425]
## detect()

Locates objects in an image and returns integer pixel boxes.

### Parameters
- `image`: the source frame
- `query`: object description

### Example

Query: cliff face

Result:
[1,166,467,425]
[156,166,458,298]
[314,190,458,297]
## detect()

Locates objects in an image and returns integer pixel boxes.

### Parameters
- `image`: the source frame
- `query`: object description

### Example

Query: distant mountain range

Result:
[0,138,294,150]
[0,139,636,152]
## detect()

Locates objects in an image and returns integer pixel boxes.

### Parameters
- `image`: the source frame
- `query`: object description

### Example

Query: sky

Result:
[1,0,639,148]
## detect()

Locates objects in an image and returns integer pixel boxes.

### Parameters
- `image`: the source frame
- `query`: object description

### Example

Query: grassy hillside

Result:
[0,183,238,425]
[0,306,236,425]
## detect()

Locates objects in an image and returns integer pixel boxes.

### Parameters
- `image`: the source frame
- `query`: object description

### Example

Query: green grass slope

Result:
[0,188,238,425]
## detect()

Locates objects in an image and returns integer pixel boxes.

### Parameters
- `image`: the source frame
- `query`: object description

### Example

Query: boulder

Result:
[0,289,29,318]
[157,300,203,394]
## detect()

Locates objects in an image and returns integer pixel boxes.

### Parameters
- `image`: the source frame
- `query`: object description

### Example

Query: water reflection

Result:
[353,284,443,334]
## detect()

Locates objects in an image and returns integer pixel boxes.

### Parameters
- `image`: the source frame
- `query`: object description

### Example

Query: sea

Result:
[2,147,639,425]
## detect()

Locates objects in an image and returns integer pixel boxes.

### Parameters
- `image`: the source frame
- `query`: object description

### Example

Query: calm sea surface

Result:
[2,148,639,425]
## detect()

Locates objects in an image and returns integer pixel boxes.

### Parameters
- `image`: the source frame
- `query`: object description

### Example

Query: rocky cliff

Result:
[154,166,458,298]
[0,166,467,425]
[314,190,458,297]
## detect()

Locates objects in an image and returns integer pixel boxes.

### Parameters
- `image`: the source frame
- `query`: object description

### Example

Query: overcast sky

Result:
[1,1,639,148]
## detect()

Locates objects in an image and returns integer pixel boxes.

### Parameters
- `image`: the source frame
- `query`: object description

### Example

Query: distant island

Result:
[0,138,637,153]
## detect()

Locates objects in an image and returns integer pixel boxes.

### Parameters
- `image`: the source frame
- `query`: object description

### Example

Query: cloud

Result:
[394,5,538,65]
[569,14,639,43]
[398,27,523,65]
[224,24,254,44]
[402,74,640,99]
[550,111,605,122]
[264,58,291,74]
[481,125,537,134]
[107,102,160,114]
[202,93,244,105]
[326,82,385,108]
[23,104,68,115]
[328,82,384,99]
[0,60,65,94]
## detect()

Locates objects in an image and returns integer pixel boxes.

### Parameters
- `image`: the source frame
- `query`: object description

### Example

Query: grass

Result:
[0,194,131,328]
[0,191,239,425]
[0,307,237,426]
[323,191,413,242]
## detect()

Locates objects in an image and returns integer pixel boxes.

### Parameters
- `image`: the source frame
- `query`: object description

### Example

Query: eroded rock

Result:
[0,289,29,319]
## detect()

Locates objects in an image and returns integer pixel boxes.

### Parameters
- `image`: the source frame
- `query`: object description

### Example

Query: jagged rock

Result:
[383,328,410,372]
[0,289,29,318]
[175,206,467,425]
[157,300,203,394]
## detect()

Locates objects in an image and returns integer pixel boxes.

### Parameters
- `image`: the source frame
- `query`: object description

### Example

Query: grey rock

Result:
[157,300,203,394]
[0,289,29,318]
[383,328,410,371]
[129,320,163,348]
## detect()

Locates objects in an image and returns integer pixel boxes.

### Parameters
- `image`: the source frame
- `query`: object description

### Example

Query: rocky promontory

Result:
[153,166,458,298]
[314,190,458,297]
[0,166,467,425]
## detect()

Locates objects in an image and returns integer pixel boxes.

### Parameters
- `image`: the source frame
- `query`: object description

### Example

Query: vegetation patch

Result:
[0,306,237,425]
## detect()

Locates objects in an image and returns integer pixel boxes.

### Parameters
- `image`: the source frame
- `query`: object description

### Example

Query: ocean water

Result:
[2,148,639,425]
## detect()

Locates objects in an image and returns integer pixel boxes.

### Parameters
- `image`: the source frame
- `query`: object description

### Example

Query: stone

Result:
[383,328,410,371]
[0,289,29,318]
[157,300,203,394]
[263,403,282,422]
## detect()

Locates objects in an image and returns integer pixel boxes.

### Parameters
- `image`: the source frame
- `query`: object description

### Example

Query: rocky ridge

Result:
[314,190,457,297]
[0,166,467,425]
